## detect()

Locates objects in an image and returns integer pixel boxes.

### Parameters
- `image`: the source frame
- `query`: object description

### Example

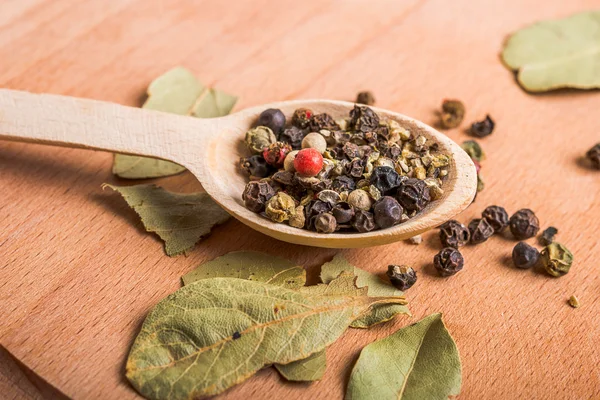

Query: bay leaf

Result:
[346,313,461,400]
[501,11,600,92]
[126,277,405,399]
[105,184,230,256]
[113,67,237,179]
[274,351,326,382]
[180,251,323,382]
[181,251,305,289]
[320,254,410,327]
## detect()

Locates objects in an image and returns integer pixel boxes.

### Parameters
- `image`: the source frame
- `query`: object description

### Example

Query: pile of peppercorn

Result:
[239,105,451,233]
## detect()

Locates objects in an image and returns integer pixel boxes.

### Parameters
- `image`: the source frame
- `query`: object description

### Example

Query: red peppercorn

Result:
[262,142,291,168]
[294,148,323,177]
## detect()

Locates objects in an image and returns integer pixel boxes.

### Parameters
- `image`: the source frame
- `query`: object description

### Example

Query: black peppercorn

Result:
[470,115,495,138]
[509,209,540,240]
[332,203,355,224]
[342,142,360,159]
[356,91,375,106]
[481,205,509,233]
[352,210,376,232]
[304,200,332,224]
[468,218,494,244]
[239,155,272,178]
[539,226,558,246]
[512,242,539,269]
[373,196,403,229]
[242,181,276,213]
[279,126,306,149]
[396,178,431,213]
[308,113,340,132]
[332,175,356,193]
[585,143,600,169]
[370,166,405,195]
[439,220,470,248]
[291,108,313,129]
[349,105,380,133]
[314,213,337,233]
[346,158,366,178]
[387,265,417,291]
[433,247,464,277]
[257,108,286,134]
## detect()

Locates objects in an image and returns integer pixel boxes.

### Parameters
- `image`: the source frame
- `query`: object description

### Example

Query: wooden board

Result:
[1,0,599,399]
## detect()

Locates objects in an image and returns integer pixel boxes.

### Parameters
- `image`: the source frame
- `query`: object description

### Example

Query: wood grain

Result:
[1,0,599,399]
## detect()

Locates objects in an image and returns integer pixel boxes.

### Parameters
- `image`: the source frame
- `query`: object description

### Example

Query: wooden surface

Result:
[1,0,599,399]
[0,90,477,248]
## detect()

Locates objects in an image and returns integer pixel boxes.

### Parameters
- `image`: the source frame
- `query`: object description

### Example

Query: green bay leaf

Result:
[113,67,237,179]
[105,184,230,256]
[501,11,600,92]
[320,254,410,327]
[182,251,305,289]
[126,277,405,399]
[181,251,323,382]
[346,313,461,400]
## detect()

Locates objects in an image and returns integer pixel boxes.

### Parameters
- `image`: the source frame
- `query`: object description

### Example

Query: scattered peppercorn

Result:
[439,220,470,248]
[440,99,465,129]
[373,196,403,229]
[356,91,376,106]
[387,265,417,290]
[468,218,494,244]
[461,140,485,162]
[470,115,495,138]
[396,178,431,212]
[257,108,286,134]
[568,295,580,308]
[434,247,464,277]
[541,242,573,277]
[482,205,509,233]
[509,209,540,240]
[512,242,539,269]
[239,155,272,178]
[539,226,558,246]
[242,181,275,213]
[585,143,600,169]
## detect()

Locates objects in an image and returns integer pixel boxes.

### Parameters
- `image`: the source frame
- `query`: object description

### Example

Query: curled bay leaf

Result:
[113,67,237,179]
[501,11,600,92]
[346,313,461,400]
[274,351,326,382]
[126,277,405,399]
[320,254,410,327]
[182,251,305,289]
[105,184,230,256]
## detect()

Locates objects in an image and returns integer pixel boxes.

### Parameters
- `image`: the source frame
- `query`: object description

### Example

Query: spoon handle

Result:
[0,89,218,163]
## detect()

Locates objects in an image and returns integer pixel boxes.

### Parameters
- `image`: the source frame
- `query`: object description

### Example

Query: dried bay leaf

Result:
[501,11,600,92]
[126,278,406,399]
[105,184,230,256]
[113,67,237,179]
[274,351,326,382]
[346,313,461,400]
[320,254,410,327]
[182,251,305,289]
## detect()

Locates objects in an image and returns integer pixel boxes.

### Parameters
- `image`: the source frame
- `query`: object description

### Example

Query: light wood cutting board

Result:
[1,0,599,399]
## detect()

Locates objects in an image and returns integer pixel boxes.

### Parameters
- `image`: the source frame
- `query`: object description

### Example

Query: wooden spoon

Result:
[0,89,476,248]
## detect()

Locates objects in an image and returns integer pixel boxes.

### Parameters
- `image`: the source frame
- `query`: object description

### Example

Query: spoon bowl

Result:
[0,89,477,248]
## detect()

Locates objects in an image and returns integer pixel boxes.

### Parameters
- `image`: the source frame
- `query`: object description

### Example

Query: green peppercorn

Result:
[482,205,509,233]
[541,242,573,277]
[509,209,540,240]
[386,265,417,290]
[512,242,539,269]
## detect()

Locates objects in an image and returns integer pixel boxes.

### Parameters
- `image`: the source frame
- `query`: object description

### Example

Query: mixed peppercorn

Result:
[240,105,451,233]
